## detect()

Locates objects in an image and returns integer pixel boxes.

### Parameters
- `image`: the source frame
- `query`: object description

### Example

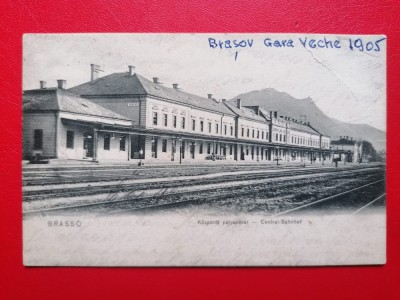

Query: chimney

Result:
[128,65,135,76]
[153,77,159,84]
[237,99,242,109]
[40,81,46,89]
[57,79,67,89]
[208,94,213,99]
[172,83,179,90]
[90,64,101,81]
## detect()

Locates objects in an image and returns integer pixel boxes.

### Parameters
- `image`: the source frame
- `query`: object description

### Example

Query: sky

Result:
[23,34,386,131]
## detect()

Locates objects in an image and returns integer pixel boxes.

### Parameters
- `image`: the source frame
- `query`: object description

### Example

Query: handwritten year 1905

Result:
[208,36,386,60]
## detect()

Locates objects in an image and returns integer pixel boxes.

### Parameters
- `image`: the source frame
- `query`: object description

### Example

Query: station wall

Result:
[146,97,236,138]
[22,112,57,159]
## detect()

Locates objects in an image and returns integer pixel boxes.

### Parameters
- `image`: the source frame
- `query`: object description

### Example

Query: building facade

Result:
[23,66,332,164]
[331,137,363,163]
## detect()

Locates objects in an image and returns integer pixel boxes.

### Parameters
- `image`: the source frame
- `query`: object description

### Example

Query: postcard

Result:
[22,33,386,266]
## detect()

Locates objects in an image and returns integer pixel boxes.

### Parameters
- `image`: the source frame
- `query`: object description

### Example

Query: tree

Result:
[361,140,379,162]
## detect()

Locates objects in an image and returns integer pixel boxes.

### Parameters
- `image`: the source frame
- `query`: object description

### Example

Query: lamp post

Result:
[138,148,144,166]
[179,137,182,164]
[305,151,309,166]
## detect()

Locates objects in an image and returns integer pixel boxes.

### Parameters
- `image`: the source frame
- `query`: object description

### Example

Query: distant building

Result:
[23,65,332,164]
[331,136,363,163]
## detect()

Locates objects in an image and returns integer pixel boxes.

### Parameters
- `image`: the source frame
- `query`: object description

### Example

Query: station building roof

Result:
[23,88,130,121]
[224,102,267,123]
[331,138,360,145]
[68,72,235,116]
[287,120,321,135]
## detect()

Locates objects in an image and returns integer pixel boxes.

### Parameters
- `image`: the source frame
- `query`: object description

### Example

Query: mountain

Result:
[228,88,386,151]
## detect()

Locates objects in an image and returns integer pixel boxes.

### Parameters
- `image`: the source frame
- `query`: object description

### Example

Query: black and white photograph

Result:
[22,34,386,266]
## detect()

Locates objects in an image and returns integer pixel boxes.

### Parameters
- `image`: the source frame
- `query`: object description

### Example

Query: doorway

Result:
[83,132,94,158]
[190,143,195,159]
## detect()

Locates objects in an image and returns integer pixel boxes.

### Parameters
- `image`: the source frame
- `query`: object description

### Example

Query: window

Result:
[164,114,168,127]
[181,117,185,129]
[252,130,255,138]
[230,126,234,136]
[279,134,282,142]
[283,135,286,142]
[216,124,219,134]
[247,129,250,137]
[162,139,167,152]
[199,143,203,154]
[173,115,177,128]
[262,131,264,139]
[104,134,110,150]
[33,129,43,150]
[224,125,227,135]
[266,132,269,140]
[153,112,158,125]
[229,145,233,155]
[207,143,211,154]
[192,119,196,131]
[241,128,244,137]
[257,130,260,139]
[208,122,212,133]
[276,133,278,141]
[200,120,204,132]
[291,136,293,143]
[119,135,126,151]
[66,131,74,149]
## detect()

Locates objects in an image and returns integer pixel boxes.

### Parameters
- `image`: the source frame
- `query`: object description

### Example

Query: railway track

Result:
[22,164,383,186]
[272,179,386,216]
[23,165,383,201]
[23,167,385,217]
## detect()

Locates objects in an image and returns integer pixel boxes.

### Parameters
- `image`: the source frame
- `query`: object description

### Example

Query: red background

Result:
[1,1,399,299]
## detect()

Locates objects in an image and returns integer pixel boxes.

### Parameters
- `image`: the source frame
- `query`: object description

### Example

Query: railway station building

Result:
[331,137,363,163]
[23,65,332,164]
